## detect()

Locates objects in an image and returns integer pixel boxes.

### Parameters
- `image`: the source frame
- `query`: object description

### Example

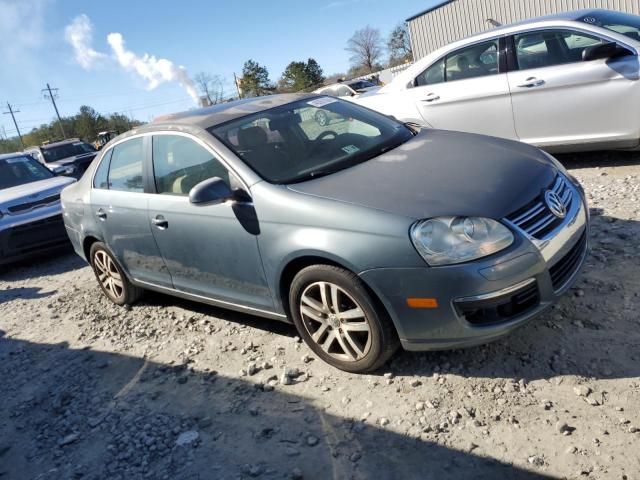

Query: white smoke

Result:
[65,14,106,69]
[64,14,199,105]
[106,33,199,104]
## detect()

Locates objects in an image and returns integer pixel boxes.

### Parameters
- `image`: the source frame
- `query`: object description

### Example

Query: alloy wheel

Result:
[93,250,125,301]
[299,281,372,362]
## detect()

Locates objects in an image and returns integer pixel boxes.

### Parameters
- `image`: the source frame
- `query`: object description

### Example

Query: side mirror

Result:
[52,165,75,176]
[189,177,235,205]
[582,42,627,61]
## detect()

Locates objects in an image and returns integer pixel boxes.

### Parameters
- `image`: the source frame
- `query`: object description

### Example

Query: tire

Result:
[315,110,329,127]
[89,242,143,306]
[289,265,399,373]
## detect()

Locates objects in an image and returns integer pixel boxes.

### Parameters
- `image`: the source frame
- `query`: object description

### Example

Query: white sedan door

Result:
[507,29,640,149]
[406,38,518,140]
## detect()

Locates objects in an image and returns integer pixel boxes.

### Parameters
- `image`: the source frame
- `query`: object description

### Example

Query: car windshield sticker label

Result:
[308,97,337,108]
[342,145,360,155]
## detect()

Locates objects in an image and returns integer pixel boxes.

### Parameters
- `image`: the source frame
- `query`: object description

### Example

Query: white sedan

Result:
[355,9,640,153]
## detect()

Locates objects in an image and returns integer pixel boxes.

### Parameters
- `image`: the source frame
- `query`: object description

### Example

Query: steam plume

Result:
[65,14,106,69]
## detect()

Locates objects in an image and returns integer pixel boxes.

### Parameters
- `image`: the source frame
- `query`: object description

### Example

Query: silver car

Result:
[355,9,640,153]
[0,153,76,265]
[61,94,588,372]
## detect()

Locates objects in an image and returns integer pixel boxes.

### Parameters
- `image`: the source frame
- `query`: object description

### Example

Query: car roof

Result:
[41,138,87,149]
[151,93,316,130]
[484,9,607,35]
[0,152,30,160]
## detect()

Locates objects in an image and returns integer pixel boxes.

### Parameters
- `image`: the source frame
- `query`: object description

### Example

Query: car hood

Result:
[47,152,97,167]
[288,129,558,220]
[0,176,76,209]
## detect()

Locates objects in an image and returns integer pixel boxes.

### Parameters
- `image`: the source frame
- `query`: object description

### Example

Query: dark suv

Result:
[25,139,98,179]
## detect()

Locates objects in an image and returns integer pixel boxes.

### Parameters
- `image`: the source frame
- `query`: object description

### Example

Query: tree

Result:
[75,105,107,141]
[239,60,272,97]
[388,23,413,66]
[194,72,224,106]
[346,26,384,74]
[278,58,325,92]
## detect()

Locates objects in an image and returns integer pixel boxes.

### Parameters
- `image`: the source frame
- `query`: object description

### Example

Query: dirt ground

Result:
[1,151,639,480]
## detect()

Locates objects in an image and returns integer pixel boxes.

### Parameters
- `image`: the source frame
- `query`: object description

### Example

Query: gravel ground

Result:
[1,152,639,480]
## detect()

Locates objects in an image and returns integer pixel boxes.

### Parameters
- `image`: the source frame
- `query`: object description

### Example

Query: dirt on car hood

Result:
[288,129,558,220]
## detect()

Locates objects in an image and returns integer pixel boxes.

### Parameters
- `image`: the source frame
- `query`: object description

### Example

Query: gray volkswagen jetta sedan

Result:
[60,93,589,372]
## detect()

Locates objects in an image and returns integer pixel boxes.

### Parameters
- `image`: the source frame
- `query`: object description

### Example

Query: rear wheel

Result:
[289,265,398,373]
[90,242,142,306]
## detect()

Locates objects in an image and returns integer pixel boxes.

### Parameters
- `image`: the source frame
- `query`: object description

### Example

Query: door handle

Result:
[95,209,107,220]
[517,77,545,88]
[152,215,168,229]
[422,93,440,102]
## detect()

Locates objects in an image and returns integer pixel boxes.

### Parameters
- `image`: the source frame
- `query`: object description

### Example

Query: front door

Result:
[408,38,518,139]
[146,133,273,310]
[90,136,172,287]
[507,29,640,148]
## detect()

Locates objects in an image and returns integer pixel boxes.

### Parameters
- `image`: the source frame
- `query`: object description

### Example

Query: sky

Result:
[0,0,437,140]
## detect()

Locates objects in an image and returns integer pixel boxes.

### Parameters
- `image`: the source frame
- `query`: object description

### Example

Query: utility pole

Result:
[42,83,66,139]
[3,102,24,149]
[233,72,242,99]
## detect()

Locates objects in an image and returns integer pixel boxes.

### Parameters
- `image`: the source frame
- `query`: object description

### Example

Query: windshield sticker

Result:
[5,157,29,163]
[341,145,360,155]
[308,97,337,108]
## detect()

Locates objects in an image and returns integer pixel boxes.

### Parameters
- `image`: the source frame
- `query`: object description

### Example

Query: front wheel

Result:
[289,265,398,373]
[90,242,143,306]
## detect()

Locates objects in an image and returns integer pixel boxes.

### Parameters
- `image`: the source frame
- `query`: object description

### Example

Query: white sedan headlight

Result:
[410,217,514,266]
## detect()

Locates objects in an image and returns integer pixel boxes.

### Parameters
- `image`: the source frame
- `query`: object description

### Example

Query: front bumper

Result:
[360,192,589,351]
[0,208,70,265]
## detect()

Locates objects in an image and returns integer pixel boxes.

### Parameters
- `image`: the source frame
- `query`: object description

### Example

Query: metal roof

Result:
[406,0,455,22]
[151,93,316,129]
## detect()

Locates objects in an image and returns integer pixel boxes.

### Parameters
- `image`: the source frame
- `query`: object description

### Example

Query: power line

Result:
[42,83,66,139]
[2,103,24,149]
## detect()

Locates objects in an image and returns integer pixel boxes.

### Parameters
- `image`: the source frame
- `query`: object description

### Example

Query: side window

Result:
[445,40,499,81]
[414,58,445,86]
[514,30,605,70]
[93,149,113,189]
[152,135,229,196]
[107,137,144,193]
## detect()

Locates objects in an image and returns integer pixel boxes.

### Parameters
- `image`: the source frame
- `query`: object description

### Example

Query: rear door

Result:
[507,28,640,148]
[90,136,172,287]
[405,38,518,139]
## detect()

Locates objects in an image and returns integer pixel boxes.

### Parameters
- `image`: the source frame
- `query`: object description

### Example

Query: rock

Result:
[383,372,395,379]
[379,418,390,426]
[175,430,199,446]
[291,467,304,480]
[415,402,425,411]
[528,455,544,467]
[573,385,591,397]
[247,363,259,376]
[306,435,319,447]
[557,422,573,435]
[410,379,422,387]
[301,355,313,364]
[58,433,80,446]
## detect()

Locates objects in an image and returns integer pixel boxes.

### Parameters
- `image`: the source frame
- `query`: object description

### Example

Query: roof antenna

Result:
[486,18,502,27]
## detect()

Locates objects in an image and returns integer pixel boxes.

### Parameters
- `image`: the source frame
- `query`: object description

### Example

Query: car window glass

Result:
[515,30,605,70]
[93,149,112,189]
[107,137,144,193]
[414,58,445,87]
[445,40,499,81]
[152,135,230,196]
[580,11,640,42]
[0,157,53,189]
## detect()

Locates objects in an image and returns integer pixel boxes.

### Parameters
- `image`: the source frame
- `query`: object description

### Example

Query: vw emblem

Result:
[544,190,566,219]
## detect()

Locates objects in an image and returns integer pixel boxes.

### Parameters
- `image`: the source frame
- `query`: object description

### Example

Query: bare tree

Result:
[194,72,224,106]
[346,26,384,74]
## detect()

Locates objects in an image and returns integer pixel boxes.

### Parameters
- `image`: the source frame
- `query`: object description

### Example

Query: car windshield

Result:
[348,80,376,91]
[0,156,54,189]
[209,97,413,184]
[580,11,640,42]
[42,141,96,163]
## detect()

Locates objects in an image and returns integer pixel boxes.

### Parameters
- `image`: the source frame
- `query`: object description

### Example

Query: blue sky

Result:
[0,0,436,140]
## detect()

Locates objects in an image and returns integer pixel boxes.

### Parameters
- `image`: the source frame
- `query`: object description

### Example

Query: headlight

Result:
[410,217,514,266]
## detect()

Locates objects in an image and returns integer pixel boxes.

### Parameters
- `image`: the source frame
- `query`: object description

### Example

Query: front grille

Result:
[6,215,68,254]
[455,280,540,326]
[8,193,60,214]
[506,175,573,239]
[549,231,587,292]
